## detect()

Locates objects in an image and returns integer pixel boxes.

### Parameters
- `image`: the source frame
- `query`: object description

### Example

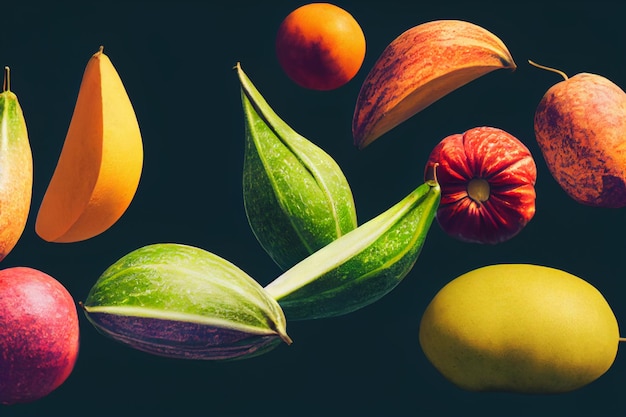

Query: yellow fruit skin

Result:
[35,47,143,243]
[0,88,33,260]
[419,264,619,393]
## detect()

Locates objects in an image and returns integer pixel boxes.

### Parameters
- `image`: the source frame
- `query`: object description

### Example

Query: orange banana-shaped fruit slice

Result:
[36,47,143,243]
[353,19,516,149]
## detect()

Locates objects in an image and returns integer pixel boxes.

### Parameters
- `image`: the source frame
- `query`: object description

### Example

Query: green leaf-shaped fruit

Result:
[237,62,357,271]
[265,177,440,320]
[82,243,292,361]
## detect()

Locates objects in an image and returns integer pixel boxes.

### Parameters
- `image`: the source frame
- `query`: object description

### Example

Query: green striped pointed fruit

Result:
[419,264,622,393]
[0,67,33,261]
[264,168,440,321]
[81,243,292,360]
[237,62,357,271]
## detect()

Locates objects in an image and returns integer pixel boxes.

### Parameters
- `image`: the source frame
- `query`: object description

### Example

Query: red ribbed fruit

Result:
[424,126,537,244]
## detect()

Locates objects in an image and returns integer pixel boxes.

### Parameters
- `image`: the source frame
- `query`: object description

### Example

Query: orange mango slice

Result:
[35,47,143,243]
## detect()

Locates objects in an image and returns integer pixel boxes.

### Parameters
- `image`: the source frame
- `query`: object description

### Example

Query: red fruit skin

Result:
[0,267,79,405]
[425,126,537,244]
[534,73,626,208]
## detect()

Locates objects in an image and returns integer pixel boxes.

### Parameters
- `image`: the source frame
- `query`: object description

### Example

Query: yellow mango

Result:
[35,47,143,243]
[419,264,620,393]
[0,67,33,260]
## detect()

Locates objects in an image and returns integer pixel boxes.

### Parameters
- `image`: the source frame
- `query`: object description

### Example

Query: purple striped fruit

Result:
[82,243,292,361]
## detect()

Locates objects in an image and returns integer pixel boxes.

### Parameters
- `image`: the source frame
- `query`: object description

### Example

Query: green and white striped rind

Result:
[83,243,292,360]
[264,179,441,321]
[237,62,358,271]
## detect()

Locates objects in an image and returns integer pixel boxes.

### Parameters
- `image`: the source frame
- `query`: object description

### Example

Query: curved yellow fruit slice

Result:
[35,47,143,243]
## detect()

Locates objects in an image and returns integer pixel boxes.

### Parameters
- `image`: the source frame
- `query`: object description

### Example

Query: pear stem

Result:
[528,60,569,81]
[619,337,626,343]
[3,66,9,92]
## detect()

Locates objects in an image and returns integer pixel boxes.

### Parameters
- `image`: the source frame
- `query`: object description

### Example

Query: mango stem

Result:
[3,66,9,92]
[528,60,569,81]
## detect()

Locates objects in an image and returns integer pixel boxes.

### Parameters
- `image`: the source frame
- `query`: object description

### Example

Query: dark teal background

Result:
[2,1,626,416]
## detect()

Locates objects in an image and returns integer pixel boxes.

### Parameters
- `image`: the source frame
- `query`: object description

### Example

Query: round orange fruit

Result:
[275,3,366,91]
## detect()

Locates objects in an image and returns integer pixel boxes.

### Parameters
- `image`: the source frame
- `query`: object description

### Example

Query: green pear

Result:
[419,264,621,393]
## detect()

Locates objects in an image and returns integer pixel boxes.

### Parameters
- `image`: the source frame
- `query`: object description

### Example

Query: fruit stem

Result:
[619,337,626,343]
[426,163,440,186]
[3,66,9,92]
[528,60,569,81]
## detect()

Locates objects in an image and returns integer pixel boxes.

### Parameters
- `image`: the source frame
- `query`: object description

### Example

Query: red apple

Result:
[0,267,79,405]
[424,126,537,244]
